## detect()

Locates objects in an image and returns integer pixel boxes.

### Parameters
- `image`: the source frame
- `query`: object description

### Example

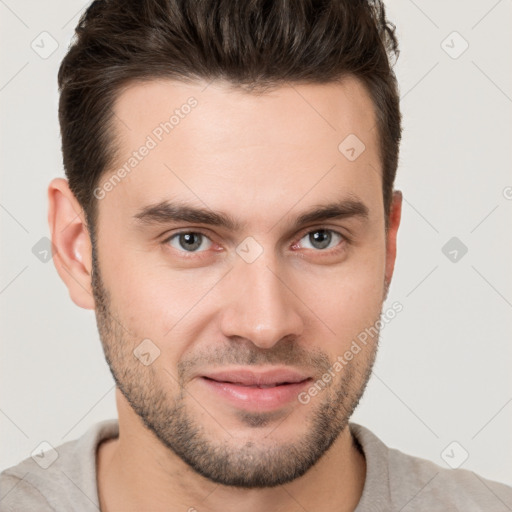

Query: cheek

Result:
[101,244,224,344]
[298,244,386,351]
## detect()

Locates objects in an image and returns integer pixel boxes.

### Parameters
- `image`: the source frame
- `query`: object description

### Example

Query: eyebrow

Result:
[133,197,369,233]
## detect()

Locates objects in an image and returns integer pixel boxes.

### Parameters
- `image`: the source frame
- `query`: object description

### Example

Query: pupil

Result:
[310,230,331,250]
[180,233,201,251]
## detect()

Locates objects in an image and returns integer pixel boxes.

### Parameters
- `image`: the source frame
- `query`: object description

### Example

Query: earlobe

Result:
[384,190,402,298]
[47,178,96,310]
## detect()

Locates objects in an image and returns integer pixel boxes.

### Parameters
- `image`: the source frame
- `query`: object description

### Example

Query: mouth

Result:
[197,368,314,411]
[200,367,313,387]
[201,376,312,388]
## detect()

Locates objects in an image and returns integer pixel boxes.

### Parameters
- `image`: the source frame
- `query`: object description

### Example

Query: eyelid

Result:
[161,226,349,258]
[161,231,220,262]
[166,231,214,248]
[291,227,348,253]
[294,225,349,244]
[161,228,213,242]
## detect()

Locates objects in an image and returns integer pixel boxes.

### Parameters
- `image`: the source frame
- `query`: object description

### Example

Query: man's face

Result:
[90,77,399,488]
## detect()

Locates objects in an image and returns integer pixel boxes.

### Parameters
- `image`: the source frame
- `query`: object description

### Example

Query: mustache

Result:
[177,340,332,381]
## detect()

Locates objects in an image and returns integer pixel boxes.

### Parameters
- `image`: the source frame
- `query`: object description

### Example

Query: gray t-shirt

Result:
[1,419,511,511]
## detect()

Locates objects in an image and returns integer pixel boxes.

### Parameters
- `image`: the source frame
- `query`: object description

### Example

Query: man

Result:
[1,0,511,510]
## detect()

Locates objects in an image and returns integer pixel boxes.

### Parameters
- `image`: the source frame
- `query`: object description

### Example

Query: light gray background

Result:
[1,0,511,489]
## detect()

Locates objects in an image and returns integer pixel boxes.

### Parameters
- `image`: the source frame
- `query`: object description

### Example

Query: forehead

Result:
[113,77,377,149]
[100,77,382,226]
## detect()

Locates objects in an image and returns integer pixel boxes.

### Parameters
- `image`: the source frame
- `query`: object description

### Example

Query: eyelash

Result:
[161,228,350,260]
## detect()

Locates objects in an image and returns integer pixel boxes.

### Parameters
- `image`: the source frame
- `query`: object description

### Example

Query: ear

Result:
[47,178,95,309]
[384,190,402,300]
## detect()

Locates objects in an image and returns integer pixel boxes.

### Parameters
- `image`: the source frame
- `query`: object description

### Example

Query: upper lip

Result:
[201,367,312,386]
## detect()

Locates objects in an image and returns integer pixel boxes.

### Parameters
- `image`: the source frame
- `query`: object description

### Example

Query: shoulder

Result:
[0,469,55,512]
[387,444,512,510]
[0,419,119,512]
[350,422,512,511]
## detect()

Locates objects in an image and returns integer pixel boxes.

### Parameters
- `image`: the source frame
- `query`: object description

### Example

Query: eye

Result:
[166,231,213,253]
[296,229,344,251]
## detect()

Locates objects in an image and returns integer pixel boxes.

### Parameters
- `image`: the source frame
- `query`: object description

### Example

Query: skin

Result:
[48,76,402,512]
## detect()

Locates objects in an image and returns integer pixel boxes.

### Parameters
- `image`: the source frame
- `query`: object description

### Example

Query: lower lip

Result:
[199,377,312,411]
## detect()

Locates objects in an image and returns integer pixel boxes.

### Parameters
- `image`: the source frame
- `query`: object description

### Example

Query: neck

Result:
[97,414,366,512]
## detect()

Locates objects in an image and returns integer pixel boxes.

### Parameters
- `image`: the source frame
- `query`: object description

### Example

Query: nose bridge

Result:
[219,250,304,348]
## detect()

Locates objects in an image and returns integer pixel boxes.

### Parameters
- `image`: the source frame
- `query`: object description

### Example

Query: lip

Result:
[198,367,313,411]
[201,367,312,386]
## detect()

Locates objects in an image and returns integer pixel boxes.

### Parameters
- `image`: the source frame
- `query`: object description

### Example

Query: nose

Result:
[219,254,304,349]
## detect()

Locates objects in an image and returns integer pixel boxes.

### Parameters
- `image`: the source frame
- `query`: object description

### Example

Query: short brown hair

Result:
[58,0,401,237]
